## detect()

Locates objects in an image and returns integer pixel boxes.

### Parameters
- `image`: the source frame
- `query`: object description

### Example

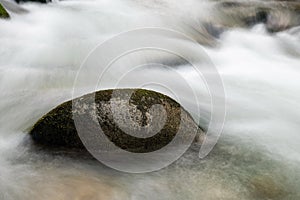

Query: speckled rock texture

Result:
[30,89,204,153]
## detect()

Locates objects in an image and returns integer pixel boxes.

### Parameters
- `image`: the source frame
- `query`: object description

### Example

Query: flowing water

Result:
[0,0,300,199]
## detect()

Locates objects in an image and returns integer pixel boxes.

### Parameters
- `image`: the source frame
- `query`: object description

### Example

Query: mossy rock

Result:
[30,89,203,153]
[0,3,9,19]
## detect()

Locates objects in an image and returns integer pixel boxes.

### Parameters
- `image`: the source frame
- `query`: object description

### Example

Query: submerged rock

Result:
[211,0,300,33]
[30,89,203,153]
[250,175,286,199]
[0,3,9,19]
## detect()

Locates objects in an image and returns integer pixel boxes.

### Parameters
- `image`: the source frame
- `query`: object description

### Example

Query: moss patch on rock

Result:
[0,3,9,19]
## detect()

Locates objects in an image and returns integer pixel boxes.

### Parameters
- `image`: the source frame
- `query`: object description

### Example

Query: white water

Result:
[0,0,300,199]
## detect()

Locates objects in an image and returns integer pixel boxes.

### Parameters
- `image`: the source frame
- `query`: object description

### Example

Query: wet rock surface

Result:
[30,89,203,153]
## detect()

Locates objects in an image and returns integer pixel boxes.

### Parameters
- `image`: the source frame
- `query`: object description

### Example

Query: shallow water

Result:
[0,0,300,199]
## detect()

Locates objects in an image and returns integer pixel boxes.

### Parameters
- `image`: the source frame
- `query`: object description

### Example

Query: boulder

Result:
[30,89,203,153]
[0,3,9,19]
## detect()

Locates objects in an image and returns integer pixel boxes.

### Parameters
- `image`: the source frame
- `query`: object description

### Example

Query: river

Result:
[0,0,300,199]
